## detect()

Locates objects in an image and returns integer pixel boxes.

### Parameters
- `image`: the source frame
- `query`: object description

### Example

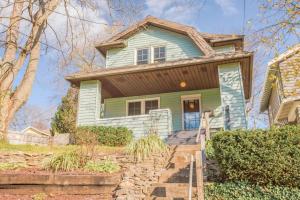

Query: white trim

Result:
[152,45,166,63]
[180,94,202,130]
[126,97,160,116]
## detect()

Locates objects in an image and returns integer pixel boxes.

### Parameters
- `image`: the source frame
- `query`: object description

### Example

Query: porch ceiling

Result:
[66,52,253,100]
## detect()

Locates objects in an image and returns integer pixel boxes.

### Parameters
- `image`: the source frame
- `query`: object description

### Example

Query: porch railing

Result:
[193,111,211,200]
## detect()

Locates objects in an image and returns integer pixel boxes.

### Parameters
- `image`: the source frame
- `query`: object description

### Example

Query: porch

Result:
[67,53,252,138]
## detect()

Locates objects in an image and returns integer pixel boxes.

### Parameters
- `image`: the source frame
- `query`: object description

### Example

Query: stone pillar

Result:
[218,63,247,130]
[77,80,101,126]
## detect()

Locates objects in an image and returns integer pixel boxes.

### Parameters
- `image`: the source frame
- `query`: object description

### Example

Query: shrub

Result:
[205,181,300,200]
[77,126,133,146]
[44,151,83,172]
[211,125,300,187]
[51,87,78,137]
[126,133,168,161]
[84,160,120,173]
[0,162,27,170]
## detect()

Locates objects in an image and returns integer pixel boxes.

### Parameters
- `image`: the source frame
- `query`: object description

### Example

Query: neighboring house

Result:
[66,16,253,139]
[260,44,300,125]
[8,126,50,145]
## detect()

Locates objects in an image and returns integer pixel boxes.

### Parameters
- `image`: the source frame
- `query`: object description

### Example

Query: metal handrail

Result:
[188,154,194,200]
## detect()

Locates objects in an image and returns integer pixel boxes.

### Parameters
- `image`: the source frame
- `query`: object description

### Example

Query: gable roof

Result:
[22,126,50,137]
[260,44,300,112]
[96,16,243,56]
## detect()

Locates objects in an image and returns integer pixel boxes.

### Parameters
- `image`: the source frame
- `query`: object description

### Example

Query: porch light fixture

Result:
[180,81,187,88]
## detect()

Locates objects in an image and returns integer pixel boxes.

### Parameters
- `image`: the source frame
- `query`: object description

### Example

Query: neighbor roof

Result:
[96,15,243,56]
[260,44,300,112]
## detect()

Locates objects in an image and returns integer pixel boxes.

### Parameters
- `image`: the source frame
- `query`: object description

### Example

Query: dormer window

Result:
[136,48,149,65]
[154,46,166,63]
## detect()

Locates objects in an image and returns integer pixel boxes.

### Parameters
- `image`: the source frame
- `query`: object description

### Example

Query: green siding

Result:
[77,80,101,126]
[104,88,223,131]
[218,63,247,129]
[106,26,202,67]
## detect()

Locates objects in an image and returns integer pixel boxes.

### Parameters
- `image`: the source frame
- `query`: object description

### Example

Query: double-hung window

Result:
[127,98,160,116]
[154,46,166,63]
[136,48,149,65]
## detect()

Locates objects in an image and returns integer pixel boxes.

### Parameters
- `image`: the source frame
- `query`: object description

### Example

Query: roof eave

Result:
[65,52,253,82]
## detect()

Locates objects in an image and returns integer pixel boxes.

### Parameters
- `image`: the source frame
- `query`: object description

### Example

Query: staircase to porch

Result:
[147,112,210,200]
[146,144,203,200]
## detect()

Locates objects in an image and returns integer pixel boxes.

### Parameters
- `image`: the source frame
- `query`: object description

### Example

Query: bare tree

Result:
[0,0,139,140]
[10,103,53,131]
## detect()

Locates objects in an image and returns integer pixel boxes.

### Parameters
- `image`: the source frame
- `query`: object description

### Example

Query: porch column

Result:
[296,106,300,124]
[218,63,247,130]
[77,80,101,126]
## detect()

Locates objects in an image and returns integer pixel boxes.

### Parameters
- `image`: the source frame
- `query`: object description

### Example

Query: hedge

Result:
[211,125,300,187]
[205,181,300,200]
[76,126,133,146]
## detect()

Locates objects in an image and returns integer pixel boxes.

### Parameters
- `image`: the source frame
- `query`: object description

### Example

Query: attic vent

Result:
[182,70,188,75]
[201,67,207,72]
[116,77,126,82]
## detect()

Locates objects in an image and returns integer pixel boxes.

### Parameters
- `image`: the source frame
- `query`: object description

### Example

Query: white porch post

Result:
[218,63,247,130]
[77,80,101,126]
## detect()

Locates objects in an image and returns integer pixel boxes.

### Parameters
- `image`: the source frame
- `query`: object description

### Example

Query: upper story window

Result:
[136,48,149,65]
[213,44,235,54]
[154,46,166,63]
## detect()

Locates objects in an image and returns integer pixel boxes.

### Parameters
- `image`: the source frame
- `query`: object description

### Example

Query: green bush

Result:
[77,126,133,146]
[44,151,83,172]
[126,133,168,161]
[84,160,120,173]
[211,125,300,187]
[0,162,27,170]
[205,181,300,200]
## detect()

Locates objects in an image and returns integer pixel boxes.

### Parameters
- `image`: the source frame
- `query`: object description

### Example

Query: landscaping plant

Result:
[0,162,27,171]
[205,181,300,200]
[211,125,300,187]
[84,159,120,173]
[126,133,168,161]
[44,151,83,172]
[77,126,133,146]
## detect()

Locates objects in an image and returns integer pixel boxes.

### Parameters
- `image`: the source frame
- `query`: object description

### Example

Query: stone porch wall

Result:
[96,109,172,139]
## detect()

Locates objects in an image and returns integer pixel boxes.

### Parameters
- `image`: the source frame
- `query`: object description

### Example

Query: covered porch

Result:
[66,52,252,139]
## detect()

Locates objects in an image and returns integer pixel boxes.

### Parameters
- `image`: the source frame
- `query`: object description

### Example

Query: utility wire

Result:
[0,23,65,53]
[0,0,124,27]
[242,0,246,34]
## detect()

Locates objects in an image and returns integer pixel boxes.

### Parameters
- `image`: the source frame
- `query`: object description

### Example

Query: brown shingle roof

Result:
[96,16,243,56]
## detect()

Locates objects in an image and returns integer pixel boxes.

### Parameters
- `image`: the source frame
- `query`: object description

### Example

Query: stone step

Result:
[170,144,201,152]
[159,168,196,185]
[148,183,197,199]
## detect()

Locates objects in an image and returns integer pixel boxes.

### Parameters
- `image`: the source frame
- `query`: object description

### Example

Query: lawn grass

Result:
[0,141,124,154]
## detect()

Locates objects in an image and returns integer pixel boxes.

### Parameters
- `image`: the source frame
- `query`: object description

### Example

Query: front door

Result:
[182,99,200,130]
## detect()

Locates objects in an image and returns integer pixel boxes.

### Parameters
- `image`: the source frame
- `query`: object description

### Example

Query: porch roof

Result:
[66,51,253,100]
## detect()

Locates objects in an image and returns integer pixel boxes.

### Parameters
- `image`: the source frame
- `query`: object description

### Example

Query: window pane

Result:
[137,48,149,65]
[154,47,166,63]
[128,102,141,116]
[145,100,159,114]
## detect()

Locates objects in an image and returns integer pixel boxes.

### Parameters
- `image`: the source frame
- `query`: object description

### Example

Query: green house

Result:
[66,16,253,139]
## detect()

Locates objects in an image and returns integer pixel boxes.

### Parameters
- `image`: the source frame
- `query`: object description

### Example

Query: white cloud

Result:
[144,0,203,25]
[214,0,238,15]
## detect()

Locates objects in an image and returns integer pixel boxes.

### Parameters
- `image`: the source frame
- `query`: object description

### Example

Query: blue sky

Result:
[18,0,278,128]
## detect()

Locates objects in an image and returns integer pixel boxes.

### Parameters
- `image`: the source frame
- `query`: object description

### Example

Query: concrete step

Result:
[159,168,196,185]
[148,183,197,199]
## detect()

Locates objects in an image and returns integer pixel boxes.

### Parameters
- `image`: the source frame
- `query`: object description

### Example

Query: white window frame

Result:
[126,97,160,116]
[135,47,150,65]
[153,46,166,63]
[135,45,167,65]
